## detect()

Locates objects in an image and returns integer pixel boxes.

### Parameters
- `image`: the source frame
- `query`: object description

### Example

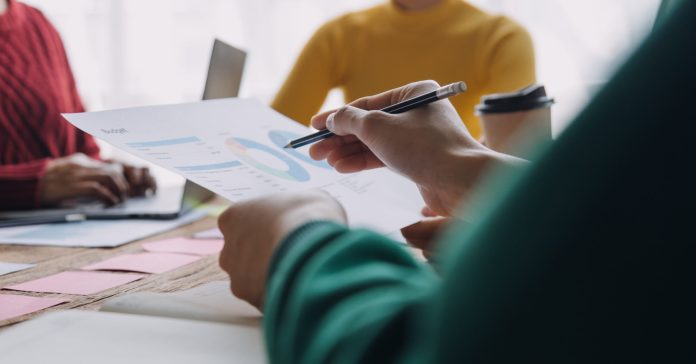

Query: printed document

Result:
[64,99,423,233]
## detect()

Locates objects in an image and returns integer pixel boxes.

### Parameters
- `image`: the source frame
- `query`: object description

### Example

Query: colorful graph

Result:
[175,161,242,172]
[268,130,333,170]
[226,137,310,182]
[127,136,200,148]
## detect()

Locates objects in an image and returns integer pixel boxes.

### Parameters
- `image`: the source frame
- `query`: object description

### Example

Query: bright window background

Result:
[23,0,661,184]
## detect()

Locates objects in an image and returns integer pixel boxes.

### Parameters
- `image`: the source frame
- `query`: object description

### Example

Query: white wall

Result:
[27,0,660,130]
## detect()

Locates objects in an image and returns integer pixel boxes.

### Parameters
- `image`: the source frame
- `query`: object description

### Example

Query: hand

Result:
[39,153,130,206]
[401,207,452,259]
[119,162,157,196]
[217,190,347,310]
[309,80,523,216]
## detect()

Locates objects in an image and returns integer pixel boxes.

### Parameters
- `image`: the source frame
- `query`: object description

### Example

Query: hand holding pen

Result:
[305,80,507,217]
[284,81,467,149]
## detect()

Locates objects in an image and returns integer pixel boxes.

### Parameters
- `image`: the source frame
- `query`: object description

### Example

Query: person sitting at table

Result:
[216,0,694,360]
[0,0,155,210]
[271,0,536,139]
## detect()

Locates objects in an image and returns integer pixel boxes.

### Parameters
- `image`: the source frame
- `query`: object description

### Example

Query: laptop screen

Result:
[180,38,248,212]
[202,39,247,100]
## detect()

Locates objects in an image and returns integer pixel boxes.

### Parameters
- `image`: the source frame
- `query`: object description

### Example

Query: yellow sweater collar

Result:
[383,0,462,27]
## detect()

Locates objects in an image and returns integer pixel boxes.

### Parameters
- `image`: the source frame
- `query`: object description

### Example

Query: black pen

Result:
[284,81,467,149]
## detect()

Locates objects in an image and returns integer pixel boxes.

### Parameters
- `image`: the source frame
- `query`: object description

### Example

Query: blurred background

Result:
[23,0,661,183]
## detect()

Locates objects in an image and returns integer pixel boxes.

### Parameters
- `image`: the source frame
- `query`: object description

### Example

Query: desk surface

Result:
[0,203,228,331]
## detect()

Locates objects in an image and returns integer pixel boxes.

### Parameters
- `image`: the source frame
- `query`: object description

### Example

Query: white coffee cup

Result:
[475,84,554,159]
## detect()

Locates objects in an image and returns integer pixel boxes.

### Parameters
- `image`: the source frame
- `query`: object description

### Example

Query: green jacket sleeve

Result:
[264,221,438,363]
[263,1,695,362]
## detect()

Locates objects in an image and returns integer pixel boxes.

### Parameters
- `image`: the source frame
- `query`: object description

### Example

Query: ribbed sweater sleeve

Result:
[0,0,98,209]
[0,159,49,209]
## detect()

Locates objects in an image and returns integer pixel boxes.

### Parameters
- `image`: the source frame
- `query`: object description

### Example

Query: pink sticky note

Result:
[4,271,145,295]
[82,252,202,274]
[142,237,223,256]
[0,294,67,321]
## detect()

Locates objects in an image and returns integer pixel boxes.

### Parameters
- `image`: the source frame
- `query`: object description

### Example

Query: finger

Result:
[81,170,128,202]
[332,151,384,173]
[310,108,338,130]
[325,141,369,166]
[400,217,449,251]
[74,181,119,206]
[421,206,439,217]
[325,105,379,138]
[142,168,157,194]
[308,135,359,161]
[326,141,382,172]
[309,80,440,130]
[123,166,143,195]
[346,80,441,111]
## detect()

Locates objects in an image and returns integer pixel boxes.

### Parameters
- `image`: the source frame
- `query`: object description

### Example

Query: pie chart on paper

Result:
[226,137,310,182]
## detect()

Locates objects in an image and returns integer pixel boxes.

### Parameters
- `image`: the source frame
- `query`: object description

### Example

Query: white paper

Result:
[193,227,223,239]
[0,310,263,364]
[64,99,424,233]
[101,281,260,326]
[0,262,34,276]
[0,210,204,248]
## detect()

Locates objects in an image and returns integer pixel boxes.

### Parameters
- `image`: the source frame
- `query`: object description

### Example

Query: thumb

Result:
[326,105,370,137]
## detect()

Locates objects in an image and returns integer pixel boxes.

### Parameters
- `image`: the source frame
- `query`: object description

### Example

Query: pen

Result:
[0,213,86,228]
[284,81,467,149]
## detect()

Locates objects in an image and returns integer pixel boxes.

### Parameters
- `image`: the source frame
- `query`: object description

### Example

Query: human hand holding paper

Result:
[217,190,346,310]
[63,99,424,234]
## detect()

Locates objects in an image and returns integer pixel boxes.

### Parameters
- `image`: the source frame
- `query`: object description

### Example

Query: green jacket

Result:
[263,1,695,362]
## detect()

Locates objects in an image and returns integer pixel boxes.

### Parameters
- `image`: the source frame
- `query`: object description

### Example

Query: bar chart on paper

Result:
[121,129,336,199]
[63,99,425,233]
[63,99,349,200]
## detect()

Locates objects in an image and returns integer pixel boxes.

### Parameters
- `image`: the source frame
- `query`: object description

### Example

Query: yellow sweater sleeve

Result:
[483,18,536,94]
[271,21,344,126]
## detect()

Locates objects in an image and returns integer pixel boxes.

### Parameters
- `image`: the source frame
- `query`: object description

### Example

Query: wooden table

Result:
[0,206,228,331]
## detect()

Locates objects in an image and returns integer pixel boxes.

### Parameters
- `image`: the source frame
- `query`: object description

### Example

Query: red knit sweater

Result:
[0,0,99,210]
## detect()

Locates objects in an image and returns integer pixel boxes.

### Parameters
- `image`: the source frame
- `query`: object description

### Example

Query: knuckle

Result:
[360,110,386,134]
[85,182,100,190]
[333,107,348,123]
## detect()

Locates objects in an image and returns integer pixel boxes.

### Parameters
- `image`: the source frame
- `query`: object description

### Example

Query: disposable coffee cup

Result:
[475,84,554,158]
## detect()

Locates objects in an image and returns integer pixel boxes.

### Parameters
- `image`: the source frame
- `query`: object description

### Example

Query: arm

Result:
[265,222,438,363]
[271,20,346,125]
[0,160,49,209]
[52,17,100,159]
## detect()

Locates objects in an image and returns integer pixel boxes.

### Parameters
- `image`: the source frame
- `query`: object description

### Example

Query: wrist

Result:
[274,198,347,245]
[429,147,527,215]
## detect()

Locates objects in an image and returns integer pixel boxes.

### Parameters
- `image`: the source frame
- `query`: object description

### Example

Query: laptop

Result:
[0,39,247,223]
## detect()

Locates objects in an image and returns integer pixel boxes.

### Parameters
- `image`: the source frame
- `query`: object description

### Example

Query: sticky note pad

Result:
[142,237,223,256]
[82,252,202,274]
[4,271,145,295]
[0,295,67,321]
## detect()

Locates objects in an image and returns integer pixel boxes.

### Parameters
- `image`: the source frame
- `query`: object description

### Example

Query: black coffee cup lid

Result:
[475,84,554,114]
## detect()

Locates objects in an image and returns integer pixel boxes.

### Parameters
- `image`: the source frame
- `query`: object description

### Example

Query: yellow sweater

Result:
[271,0,536,138]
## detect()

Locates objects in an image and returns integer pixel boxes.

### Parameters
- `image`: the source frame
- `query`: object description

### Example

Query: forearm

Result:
[264,221,438,364]
[431,148,529,217]
[0,159,50,209]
